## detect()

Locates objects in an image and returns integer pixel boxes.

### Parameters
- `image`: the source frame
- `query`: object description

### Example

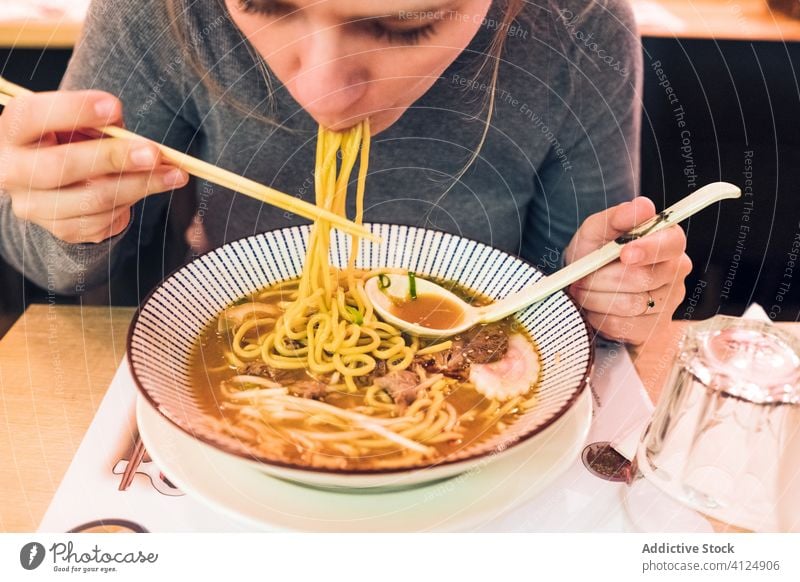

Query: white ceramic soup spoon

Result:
[365,182,741,338]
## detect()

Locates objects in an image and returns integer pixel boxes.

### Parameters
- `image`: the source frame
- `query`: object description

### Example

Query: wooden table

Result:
[0,305,132,532]
[0,19,82,49]
[0,305,797,532]
[633,0,800,41]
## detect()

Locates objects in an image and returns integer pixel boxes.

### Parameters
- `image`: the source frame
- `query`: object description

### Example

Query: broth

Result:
[388,293,465,330]
[189,273,540,470]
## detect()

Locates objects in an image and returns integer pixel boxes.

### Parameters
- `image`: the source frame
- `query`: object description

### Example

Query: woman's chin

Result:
[366,110,405,135]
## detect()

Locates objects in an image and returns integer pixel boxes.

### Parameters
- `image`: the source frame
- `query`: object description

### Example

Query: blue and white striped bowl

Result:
[128,224,593,489]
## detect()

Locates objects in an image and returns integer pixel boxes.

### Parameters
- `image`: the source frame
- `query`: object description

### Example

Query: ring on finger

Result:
[639,291,656,316]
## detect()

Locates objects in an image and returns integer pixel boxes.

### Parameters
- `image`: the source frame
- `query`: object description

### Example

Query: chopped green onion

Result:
[345,306,364,325]
[378,274,391,289]
[408,272,417,300]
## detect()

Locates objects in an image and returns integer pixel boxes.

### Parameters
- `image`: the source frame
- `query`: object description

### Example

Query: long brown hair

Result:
[456,0,524,187]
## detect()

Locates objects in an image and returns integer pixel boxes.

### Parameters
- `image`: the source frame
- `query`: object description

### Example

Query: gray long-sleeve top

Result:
[0,0,642,296]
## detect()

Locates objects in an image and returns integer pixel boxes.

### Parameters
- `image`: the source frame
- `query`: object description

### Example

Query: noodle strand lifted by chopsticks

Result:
[249,121,420,392]
[211,121,456,466]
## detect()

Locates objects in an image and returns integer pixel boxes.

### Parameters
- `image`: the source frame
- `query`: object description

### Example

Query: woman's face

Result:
[226,0,491,134]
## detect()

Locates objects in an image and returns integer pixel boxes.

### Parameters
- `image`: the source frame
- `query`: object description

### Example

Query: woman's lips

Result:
[309,107,404,135]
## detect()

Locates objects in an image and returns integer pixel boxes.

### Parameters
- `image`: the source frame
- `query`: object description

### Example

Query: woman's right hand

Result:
[0,90,188,243]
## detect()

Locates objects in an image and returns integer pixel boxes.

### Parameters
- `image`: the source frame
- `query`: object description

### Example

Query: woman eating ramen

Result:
[0,0,691,347]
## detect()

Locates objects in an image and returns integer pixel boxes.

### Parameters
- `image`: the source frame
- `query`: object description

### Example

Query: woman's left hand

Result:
[563,197,693,346]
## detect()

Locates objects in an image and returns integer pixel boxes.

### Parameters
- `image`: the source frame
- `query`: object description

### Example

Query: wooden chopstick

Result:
[0,77,380,242]
[118,435,146,491]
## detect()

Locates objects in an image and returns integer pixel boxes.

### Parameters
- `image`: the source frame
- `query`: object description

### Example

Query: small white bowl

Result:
[128,224,593,490]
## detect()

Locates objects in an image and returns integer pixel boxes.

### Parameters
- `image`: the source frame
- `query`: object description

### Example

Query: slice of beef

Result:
[237,362,298,384]
[414,350,470,381]
[374,370,421,406]
[373,358,388,378]
[413,323,509,380]
[291,380,328,400]
[457,323,509,364]
[238,362,271,376]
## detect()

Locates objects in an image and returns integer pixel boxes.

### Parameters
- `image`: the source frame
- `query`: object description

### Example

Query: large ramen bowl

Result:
[129,224,593,490]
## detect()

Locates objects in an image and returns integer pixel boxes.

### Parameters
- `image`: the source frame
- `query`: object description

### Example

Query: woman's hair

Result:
[166,0,525,133]
[453,0,524,192]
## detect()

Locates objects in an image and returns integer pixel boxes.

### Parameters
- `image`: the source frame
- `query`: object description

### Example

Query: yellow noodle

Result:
[417,412,452,443]
[373,336,406,359]
[223,350,245,369]
[495,396,522,418]
[416,340,453,356]
[387,347,416,371]
[444,403,459,432]
[232,317,277,360]
[365,385,397,409]
[425,432,464,444]
[520,393,539,410]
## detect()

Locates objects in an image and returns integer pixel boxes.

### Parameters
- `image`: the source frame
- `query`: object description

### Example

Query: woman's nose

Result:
[291,30,368,124]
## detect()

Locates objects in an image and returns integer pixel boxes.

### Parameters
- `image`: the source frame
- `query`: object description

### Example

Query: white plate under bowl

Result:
[128,224,593,489]
[137,389,592,532]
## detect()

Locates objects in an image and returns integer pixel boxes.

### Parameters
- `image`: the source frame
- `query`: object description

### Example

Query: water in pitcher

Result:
[635,317,800,531]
